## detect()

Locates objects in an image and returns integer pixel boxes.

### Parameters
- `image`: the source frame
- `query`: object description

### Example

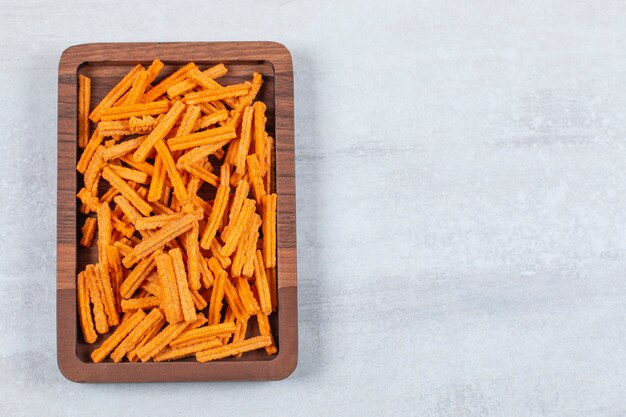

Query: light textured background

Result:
[1,1,626,416]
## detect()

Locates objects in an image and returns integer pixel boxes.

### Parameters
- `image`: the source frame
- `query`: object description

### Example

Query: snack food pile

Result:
[75,60,278,363]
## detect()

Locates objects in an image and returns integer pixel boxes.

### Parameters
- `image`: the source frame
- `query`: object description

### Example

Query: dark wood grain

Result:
[57,42,297,382]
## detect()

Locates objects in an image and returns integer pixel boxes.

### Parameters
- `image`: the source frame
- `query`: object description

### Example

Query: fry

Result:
[221,179,250,242]
[108,164,150,184]
[98,119,133,137]
[256,312,278,355]
[154,139,188,203]
[236,277,258,316]
[156,252,184,324]
[129,115,161,133]
[207,260,226,324]
[110,308,163,363]
[113,195,142,225]
[185,221,201,291]
[142,62,197,104]
[220,199,256,257]
[119,155,155,176]
[184,84,250,105]
[199,186,229,250]
[135,213,185,230]
[86,264,109,334]
[175,140,230,169]
[133,100,185,162]
[198,256,214,289]
[246,155,266,205]
[127,317,165,362]
[90,64,143,122]
[232,318,248,357]
[121,296,160,312]
[124,69,151,105]
[261,193,277,268]
[193,109,229,131]
[102,135,146,161]
[234,106,254,175]
[84,146,106,192]
[80,217,97,247]
[265,135,274,193]
[180,162,219,188]
[222,274,248,322]
[154,338,222,362]
[78,74,91,148]
[195,336,271,362]
[253,101,267,170]
[135,321,188,362]
[147,155,166,202]
[170,322,236,347]
[169,248,197,323]
[191,288,208,310]
[102,166,152,216]
[119,250,160,299]
[210,240,232,269]
[96,203,119,326]
[167,125,237,152]
[77,271,97,344]
[107,245,124,312]
[91,309,146,363]
[146,59,165,84]
[254,250,272,315]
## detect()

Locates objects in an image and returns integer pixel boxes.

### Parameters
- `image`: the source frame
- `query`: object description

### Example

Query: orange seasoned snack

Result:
[76,61,277,363]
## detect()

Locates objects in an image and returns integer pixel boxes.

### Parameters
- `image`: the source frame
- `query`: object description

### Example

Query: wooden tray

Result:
[57,42,297,382]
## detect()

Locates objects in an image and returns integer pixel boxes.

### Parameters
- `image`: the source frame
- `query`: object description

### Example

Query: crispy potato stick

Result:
[253,101,266,168]
[176,104,202,137]
[113,240,133,257]
[184,84,250,105]
[175,140,230,169]
[223,275,248,322]
[232,318,248,357]
[133,100,186,162]
[254,250,272,315]
[220,199,256,257]
[111,215,134,237]
[121,296,160,312]
[246,155,266,205]
[237,277,258,316]
[184,221,201,291]
[102,136,146,161]
[180,162,219,187]
[90,64,143,122]
[136,321,188,362]
[153,139,188,203]
[154,338,222,362]
[256,313,278,355]
[77,271,97,344]
[119,155,155,176]
[173,65,228,100]
[119,250,160,298]
[147,155,166,202]
[169,248,197,323]
[84,146,106,192]
[77,129,104,174]
[234,106,254,175]
[108,164,150,184]
[110,308,163,363]
[262,193,277,268]
[264,135,274,193]
[187,67,238,108]
[127,317,165,362]
[106,245,124,312]
[156,252,184,324]
[242,215,261,277]
[135,213,185,230]
[124,70,151,105]
[96,203,119,326]
[141,62,197,103]
[199,185,229,249]
[98,119,132,137]
[129,115,160,133]
[193,109,229,131]
[113,195,142,225]
[210,240,232,269]
[231,219,253,278]
[190,288,208,310]
[166,79,197,98]
[228,73,263,128]
[102,166,152,216]
[170,322,236,348]
[86,265,109,334]
[167,125,237,151]
[80,217,97,247]
[90,309,146,363]
[146,59,165,84]
[207,261,226,324]
[140,272,162,297]
[100,100,170,122]
[196,336,271,362]
[78,74,91,149]
[198,256,214,289]
[221,179,250,242]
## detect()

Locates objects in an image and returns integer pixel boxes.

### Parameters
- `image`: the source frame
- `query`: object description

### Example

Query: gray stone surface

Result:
[1,0,626,415]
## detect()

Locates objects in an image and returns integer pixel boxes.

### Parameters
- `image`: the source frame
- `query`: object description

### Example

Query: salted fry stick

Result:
[256,313,278,355]
[156,252,184,324]
[98,119,133,137]
[124,70,151,105]
[85,265,109,334]
[180,162,219,187]
[210,240,232,269]
[118,155,155,176]
[119,250,160,298]
[253,101,266,168]
[231,318,248,357]
[154,139,188,203]
[102,136,146,161]
[196,336,271,362]
[193,109,229,131]
[141,62,197,103]
[120,296,160,312]
[84,146,106,192]
[147,155,166,202]
[191,288,208,310]
[246,155,266,205]
[254,250,272,315]
[262,193,277,268]
[113,240,133,257]
[106,245,124,313]
[113,195,142,225]
[146,59,165,84]
[237,277,258,316]
[170,322,236,348]
[77,271,97,344]
[207,260,226,324]
[198,256,214,289]
[135,213,185,230]
[140,272,162,298]
[169,248,196,323]
[90,64,143,122]
[77,128,104,174]
[100,100,170,122]
[168,64,228,99]
[111,215,134,237]
[167,125,237,151]
[80,217,97,247]
[265,135,274,193]
[222,275,247,322]
[108,164,150,184]
[234,106,254,175]
[228,73,263,128]
[127,317,165,362]
[133,100,186,162]
[135,321,188,362]
[110,308,163,363]
[102,166,152,216]
[221,179,250,242]
[220,199,255,257]
[175,140,230,169]
[154,338,222,362]
[231,218,253,278]
[91,309,146,363]
[184,84,250,105]
[242,215,261,277]
[78,75,91,148]
[187,67,238,108]
[199,184,229,249]
[77,187,100,213]
[96,203,119,326]
[185,221,201,291]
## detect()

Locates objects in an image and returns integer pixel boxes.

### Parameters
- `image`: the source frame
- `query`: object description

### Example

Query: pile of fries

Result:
[75,60,278,363]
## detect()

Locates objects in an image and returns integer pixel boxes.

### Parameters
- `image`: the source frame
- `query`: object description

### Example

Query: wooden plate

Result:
[57,42,297,382]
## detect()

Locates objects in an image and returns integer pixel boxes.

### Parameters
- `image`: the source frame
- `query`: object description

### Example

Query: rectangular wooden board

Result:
[57,42,297,382]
